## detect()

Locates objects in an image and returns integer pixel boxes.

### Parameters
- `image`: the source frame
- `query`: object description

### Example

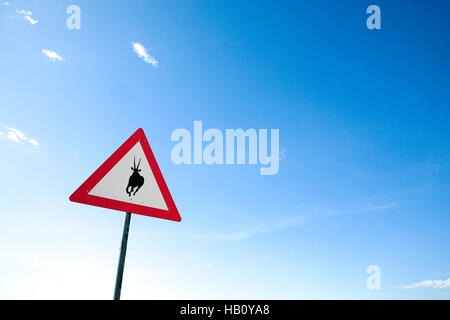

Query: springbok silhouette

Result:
[126,157,145,196]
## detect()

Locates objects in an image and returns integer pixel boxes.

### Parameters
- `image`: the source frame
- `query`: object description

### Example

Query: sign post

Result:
[114,212,131,300]
[70,128,181,300]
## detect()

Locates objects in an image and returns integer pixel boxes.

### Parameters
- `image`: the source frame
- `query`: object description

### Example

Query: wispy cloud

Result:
[190,216,306,241]
[6,127,27,143]
[398,279,450,290]
[307,202,399,219]
[16,9,32,16]
[42,49,62,62]
[16,9,39,24]
[24,15,39,25]
[28,139,39,146]
[0,2,10,7]
[132,42,159,67]
[186,201,398,241]
[3,127,39,147]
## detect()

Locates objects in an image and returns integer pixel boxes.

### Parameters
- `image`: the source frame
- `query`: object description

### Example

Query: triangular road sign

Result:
[70,128,181,222]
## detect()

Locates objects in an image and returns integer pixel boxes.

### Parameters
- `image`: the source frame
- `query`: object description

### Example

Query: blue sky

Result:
[0,0,449,299]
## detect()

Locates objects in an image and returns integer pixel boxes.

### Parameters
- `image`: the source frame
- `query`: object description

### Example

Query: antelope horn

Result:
[137,158,141,169]
[133,157,136,169]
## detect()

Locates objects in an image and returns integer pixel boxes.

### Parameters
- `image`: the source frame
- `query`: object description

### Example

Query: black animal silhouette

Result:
[126,157,145,196]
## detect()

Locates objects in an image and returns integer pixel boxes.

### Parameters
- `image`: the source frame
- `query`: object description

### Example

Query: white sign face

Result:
[89,142,168,210]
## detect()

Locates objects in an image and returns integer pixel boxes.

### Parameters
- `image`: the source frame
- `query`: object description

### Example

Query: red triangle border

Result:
[69,128,181,222]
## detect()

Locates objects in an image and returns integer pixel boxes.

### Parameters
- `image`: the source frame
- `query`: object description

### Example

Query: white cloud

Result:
[398,278,450,289]
[16,9,39,24]
[24,15,39,25]
[16,9,32,16]
[1,2,10,7]
[132,42,159,67]
[206,262,212,268]
[42,49,62,62]
[28,139,39,146]
[6,131,21,143]
[3,127,39,147]
[6,126,27,143]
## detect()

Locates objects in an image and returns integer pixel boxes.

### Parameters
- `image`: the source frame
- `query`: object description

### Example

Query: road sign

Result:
[70,128,181,222]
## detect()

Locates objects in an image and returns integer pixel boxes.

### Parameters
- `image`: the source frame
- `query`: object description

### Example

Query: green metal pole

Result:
[114,212,131,300]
